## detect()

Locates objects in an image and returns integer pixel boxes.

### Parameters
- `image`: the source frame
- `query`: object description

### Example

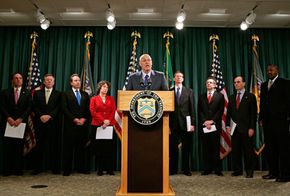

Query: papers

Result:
[230,119,237,136]
[203,125,217,133]
[186,116,192,132]
[4,122,26,139]
[96,126,113,140]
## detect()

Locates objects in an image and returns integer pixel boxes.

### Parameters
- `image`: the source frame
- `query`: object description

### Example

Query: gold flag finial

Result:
[251,34,259,47]
[84,31,93,42]
[131,31,141,50]
[163,32,174,47]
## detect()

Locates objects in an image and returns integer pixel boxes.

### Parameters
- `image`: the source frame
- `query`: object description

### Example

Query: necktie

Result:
[144,75,149,87]
[76,90,81,105]
[45,89,50,104]
[268,80,273,90]
[236,92,241,109]
[176,87,180,104]
[15,88,19,104]
[207,92,212,103]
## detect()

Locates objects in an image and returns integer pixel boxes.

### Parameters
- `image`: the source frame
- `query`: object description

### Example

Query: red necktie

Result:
[15,88,19,104]
[236,92,241,109]
[207,93,212,103]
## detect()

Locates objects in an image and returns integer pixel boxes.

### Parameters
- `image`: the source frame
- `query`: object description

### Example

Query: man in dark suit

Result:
[198,76,224,176]
[126,53,168,90]
[62,74,90,176]
[259,64,290,182]
[169,71,195,176]
[226,76,257,178]
[0,73,32,176]
[31,74,61,175]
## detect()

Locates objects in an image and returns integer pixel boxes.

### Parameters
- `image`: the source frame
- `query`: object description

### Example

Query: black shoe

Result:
[246,173,253,178]
[107,171,115,175]
[31,170,42,175]
[78,170,90,174]
[276,178,290,182]
[97,171,103,176]
[214,171,223,176]
[262,174,276,180]
[15,171,23,176]
[52,170,61,175]
[231,171,243,176]
[201,171,211,175]
[63,172,71,176]
[183,171,192,176]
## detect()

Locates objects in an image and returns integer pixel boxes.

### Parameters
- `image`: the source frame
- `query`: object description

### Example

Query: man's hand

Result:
[40,115,52,123]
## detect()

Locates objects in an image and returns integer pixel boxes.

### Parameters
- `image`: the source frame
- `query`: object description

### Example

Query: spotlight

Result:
[240,21,248,31]
[107,20,116,30]
[175,21,184,30]
[37,9,50,30]
[106,9,115,23]
[177,10,186,22]
[41,19,50,30]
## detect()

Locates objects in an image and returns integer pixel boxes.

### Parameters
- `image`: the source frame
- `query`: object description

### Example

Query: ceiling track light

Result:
[240,5,258,31]
[176,4,185,30]
[32,1,51,30]
[105,1,116,30]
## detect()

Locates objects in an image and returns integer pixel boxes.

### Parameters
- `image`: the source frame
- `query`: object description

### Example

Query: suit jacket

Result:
[259,77,290,123]
[126,70,168,90]
[33,88,61,128]
[62,89,90,130]
[90,95,116,126]
[198,91,224,131]
[0,87,32,124]
[169,86,195,132]
[226,91,257,133]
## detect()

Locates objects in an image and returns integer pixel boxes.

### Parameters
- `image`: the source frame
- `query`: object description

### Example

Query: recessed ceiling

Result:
[0,0,289,28]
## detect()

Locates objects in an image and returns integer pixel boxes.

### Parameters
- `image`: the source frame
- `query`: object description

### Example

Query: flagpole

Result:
[27,32,38,90]
[82,31,93,92]
[209,34,219,78]
[163,32,174,84]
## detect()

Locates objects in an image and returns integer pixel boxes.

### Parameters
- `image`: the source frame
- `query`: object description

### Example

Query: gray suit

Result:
[126,70,168,90]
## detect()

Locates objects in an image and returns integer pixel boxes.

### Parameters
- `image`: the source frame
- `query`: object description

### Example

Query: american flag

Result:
[210,36,231,159]
[24,32,42,156]
[114,31,141,140]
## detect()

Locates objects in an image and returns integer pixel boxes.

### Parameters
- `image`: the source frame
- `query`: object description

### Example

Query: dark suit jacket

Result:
[0,87,32,124]
[198,91,224,131]
[169,86,195,132]
[259,77,290,123]
[33,88,61,128]
[126,70,168,90]
[62,89,90,130]
[226,91,257,133]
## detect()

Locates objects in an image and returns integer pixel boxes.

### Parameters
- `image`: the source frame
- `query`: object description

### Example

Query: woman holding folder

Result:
[90,80,116,176]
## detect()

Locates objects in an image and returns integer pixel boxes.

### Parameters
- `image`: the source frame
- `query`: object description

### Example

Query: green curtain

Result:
[1,26,290,172]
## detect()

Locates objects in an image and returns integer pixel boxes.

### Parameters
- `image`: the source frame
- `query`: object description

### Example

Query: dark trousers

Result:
[231,130,255,174]
[3,137,24,175]
[201,130,221,173]
[63,125,88,174]
[264,119,290,178]
[169,130,192,173]
[31,121,61,173]
[91,126,114,172]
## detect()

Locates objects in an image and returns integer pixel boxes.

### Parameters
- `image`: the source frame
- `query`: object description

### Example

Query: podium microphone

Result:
[140,78,144,87]
[146,78,152,90]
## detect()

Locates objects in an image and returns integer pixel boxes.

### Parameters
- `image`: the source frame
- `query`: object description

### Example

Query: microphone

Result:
[140,78,144,87]
[147,78,152,90]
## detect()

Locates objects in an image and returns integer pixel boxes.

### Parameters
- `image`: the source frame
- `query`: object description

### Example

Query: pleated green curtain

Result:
[0,26,290,172]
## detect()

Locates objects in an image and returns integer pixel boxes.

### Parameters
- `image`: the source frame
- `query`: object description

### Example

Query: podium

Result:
[116,90,175,196]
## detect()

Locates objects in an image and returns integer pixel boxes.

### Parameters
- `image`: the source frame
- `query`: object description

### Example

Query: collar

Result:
[14,87,22,92]
[142,70,152,78]
[72,87,80,92]
[270,75,279,83]
[237,88,245,94]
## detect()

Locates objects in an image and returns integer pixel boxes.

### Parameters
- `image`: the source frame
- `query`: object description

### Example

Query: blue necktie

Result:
[76,90,81,105]
[144,75,149,87]
[176,87,180,104]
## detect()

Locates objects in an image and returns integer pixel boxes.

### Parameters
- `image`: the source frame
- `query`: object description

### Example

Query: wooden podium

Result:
[116,90,175,196]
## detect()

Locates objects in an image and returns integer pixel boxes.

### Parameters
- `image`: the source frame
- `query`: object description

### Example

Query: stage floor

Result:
[0,171,290,196]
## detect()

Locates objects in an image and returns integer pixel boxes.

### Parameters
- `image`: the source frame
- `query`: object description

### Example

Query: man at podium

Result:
[125,53,168,91]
